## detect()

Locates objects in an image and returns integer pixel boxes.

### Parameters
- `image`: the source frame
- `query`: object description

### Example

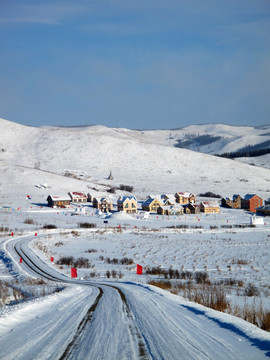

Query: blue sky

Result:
[0,0,269,129]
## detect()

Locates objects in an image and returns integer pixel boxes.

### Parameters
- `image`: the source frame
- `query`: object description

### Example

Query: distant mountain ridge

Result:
[0,118,270,199]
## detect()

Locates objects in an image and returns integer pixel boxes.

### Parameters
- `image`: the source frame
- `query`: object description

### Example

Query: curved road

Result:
[0,233,270,360]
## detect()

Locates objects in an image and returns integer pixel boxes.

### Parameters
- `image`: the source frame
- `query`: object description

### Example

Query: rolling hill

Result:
[0,118,270,202]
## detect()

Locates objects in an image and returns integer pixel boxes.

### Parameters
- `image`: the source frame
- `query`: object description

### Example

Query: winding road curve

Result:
[1,233,270,360]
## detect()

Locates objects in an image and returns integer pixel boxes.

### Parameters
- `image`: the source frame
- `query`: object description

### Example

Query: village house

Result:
[175,192,196,205]
[160,194,176,205]
[142,197,163,212]
[68,191,87,203]
[199,201,220,214]
[184,203,200,214]
[47,195,71,208]
[241,194,263,213]
[117,196,137,214]
[256,205,270,216]
[221,195,242,209]
[92,197,113,212]
[157,204,184,216]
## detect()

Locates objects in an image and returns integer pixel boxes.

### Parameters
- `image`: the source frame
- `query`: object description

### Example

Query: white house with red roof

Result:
[68,191,87,203]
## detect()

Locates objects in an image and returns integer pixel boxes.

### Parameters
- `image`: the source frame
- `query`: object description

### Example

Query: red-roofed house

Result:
[68,191,87,203]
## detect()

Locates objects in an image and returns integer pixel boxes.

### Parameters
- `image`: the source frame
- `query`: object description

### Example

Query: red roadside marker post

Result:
[136,264,143,275]
[71,267,77,278]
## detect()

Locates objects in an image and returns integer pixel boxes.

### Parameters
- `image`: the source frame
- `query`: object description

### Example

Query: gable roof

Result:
[118,196,137,203]
[243,194,257,200]
[47,195,71,202]
[69,191,87,198]
[200,201,220,208]
[142,198,156,207]
[159,205,183,211]
[176,192,194,198]
[94,197,112,203]
[232,194,242,200]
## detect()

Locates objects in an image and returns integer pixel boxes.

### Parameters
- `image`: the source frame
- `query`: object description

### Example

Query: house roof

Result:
[94,197,112,202]
[243,194,257,200]
[200,201,220,208]
[147,194,175,205]
[159,205,183,211]
[69,191,87,198]
[162,195,175,204]
[187,203,200,208]
[118,196,137,203]
[142,197,162,207]
[176,192,194,198]
[47,195,71,201]
[142,198,155,206]
[257,205,270,210]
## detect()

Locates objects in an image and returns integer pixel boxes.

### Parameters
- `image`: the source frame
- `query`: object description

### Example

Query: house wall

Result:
[201,206,220,213]
[242,196,263,212]
[118,199,137,213]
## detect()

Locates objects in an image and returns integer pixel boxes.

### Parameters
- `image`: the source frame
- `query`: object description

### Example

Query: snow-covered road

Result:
[0,234,270,360]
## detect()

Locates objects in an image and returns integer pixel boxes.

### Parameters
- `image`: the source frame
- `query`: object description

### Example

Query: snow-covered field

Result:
[0,118,270,359]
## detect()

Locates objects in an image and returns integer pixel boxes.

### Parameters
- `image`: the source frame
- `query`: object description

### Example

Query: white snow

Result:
[0,118,270,359]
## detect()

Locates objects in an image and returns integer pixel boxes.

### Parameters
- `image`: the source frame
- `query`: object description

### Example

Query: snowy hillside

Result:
[1,118,270,359]
[0,118,270,201]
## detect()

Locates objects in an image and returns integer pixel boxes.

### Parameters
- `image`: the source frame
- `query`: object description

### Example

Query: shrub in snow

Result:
[24,218,34,224]
[119,184,134,192]
[79,222,96,228]
[244,283,260,297]
[43,224,57,229]
[199,192,222,198]
[56,256,74,266]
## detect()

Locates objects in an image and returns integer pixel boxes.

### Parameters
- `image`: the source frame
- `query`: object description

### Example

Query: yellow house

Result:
[157,205,184,216]
[142,197,163,212]
[199,201,220,213]
[117,196,137,214]
[175,192,196,204]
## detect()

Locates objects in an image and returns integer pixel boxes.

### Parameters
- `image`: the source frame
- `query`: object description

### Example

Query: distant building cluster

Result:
[46,190,269,217]
[221,194,270,215]
[46,191,222,216]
